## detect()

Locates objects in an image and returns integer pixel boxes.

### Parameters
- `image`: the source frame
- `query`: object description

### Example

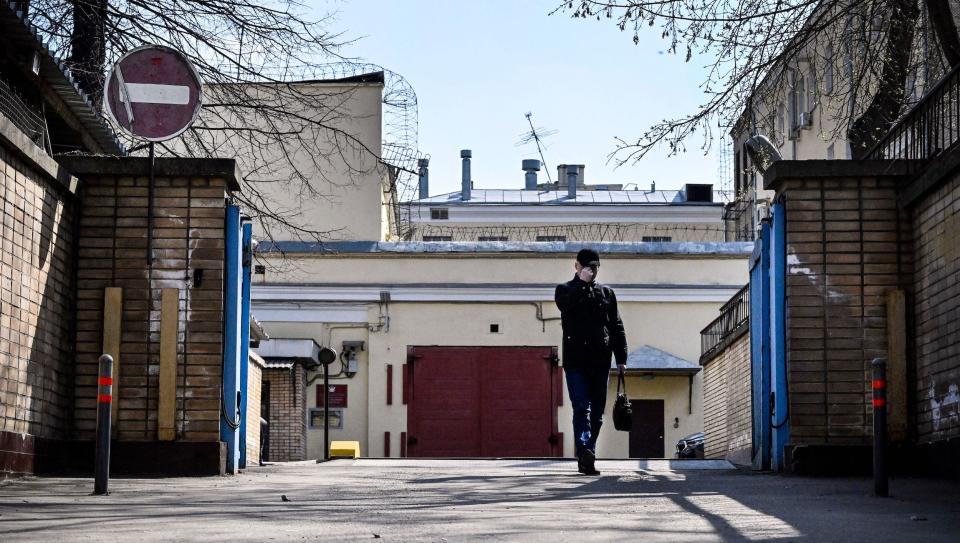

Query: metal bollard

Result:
[94,354,114,495]
[872,358,888,497]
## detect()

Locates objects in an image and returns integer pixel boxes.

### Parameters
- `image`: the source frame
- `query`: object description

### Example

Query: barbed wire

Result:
[412,222,730,243]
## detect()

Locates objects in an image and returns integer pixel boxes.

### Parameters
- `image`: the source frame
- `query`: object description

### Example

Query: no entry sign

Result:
[104,45,203,142]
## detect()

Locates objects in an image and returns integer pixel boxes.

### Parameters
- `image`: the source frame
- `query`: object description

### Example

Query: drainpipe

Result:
[522,159,540,190]
[221,205,243,474]
[750,221,772,471]
[567,167,577,199]
[461,150,472,201]
[769,202,790,472]
[238,219,253,469]
[418,158,430,200]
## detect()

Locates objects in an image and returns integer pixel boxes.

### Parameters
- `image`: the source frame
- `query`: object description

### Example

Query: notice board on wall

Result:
[317,384,348,408]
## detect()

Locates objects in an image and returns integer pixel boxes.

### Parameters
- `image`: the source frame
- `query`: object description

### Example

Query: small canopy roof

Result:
[613,345,702,375]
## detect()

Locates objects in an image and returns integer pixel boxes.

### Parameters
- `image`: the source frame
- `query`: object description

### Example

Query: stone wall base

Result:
[784,442,958,480]
[32,438,227,477]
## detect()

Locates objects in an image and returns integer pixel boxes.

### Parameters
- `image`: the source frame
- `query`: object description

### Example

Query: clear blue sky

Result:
[324,0,722,196]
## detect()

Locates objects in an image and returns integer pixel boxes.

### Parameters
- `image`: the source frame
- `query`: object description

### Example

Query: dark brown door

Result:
[407,346,561,457]
[629,399,665,458]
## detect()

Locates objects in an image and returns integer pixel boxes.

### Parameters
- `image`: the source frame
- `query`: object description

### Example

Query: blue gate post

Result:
[238,219,253,468]
[769,203,790,471]
[221,205,243,474]
[750,221,773,471]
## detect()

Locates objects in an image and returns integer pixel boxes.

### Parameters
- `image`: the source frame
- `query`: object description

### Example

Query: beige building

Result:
[404,158,729,243]
[183,73,395,243]
[197,72,755,460]
[252,243,751,459]
[726,1,958,241]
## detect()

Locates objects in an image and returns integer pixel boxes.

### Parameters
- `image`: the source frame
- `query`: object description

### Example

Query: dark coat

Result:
[554,274,628,369]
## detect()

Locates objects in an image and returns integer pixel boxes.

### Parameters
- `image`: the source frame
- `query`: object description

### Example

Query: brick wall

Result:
[912,170,960,444]
[67,159,232,443]
[703,331,752,462]
[245,356,263,464]
[0,140,76,477]
[262,365,306,461]
[780,175,910,445]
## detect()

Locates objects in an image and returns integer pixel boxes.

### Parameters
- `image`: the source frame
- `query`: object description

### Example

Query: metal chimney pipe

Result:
[418,158,429,200]
[522,159,540,190]
[567,167,577,199]
[461,150,472,201]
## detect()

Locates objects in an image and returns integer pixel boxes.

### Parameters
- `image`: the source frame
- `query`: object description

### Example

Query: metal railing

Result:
[865,63,960,169]
[0,72,46,148]
[723,197,757,242]
[700,284,750,361]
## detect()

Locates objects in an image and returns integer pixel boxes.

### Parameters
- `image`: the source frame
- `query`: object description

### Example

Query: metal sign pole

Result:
[147,142,155,265]
[324,365,330,461]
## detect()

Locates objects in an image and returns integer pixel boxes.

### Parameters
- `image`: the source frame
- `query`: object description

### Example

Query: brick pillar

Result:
[59,157,241,475]
[763,161,912,471]
[262,365,307,461]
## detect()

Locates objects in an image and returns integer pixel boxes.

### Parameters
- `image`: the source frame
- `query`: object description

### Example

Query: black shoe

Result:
[578,450,600,475]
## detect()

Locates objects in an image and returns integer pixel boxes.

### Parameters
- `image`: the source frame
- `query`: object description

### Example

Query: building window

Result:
[642,236,672,242]
[827,144,835,160]
[535,235,566,242]
[734,150,741,195]
[789,71,804,132]
[777,103,785,142]
[478,236,508,242]
[423,235,453,242]
[825,45,835,93]
[429,208,449,220]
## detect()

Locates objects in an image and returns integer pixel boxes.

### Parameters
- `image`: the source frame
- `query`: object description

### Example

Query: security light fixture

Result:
[744,135,782,173]
[317,346,337,367]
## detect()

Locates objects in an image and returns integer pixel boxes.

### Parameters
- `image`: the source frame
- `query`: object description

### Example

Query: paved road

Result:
[0,459,958,542]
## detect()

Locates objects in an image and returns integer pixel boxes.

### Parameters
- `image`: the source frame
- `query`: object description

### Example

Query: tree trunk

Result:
[926,0,960,68]
[67,0,109,107]
[848,0,922,158]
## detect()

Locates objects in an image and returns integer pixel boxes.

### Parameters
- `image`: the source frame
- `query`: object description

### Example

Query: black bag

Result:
[613,372,633,431]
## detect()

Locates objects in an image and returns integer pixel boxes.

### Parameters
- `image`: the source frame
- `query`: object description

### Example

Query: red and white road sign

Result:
[104,45,203,142]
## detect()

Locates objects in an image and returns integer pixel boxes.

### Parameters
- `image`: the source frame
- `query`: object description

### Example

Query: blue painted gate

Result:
[750,203,789,472]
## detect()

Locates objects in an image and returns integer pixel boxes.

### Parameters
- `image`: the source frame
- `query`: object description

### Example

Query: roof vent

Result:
[684,183,714,203]
[522,159,540,190]
[418,158,429,199]
[461,150,472,201]
[557,165,585,188]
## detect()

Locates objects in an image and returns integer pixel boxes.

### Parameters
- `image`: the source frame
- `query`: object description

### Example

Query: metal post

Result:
[872,358,889,497]
[323,365,330,461]
[94,354,114,495]
[147,142,155,265]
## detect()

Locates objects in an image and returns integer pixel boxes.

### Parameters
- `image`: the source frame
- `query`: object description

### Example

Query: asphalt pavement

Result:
[0,459,957,542]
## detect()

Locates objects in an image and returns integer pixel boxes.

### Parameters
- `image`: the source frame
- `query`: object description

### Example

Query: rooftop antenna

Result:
[516,112,557,183]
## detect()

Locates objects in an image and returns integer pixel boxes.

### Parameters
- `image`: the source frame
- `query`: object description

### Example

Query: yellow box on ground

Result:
[329,441,361,459]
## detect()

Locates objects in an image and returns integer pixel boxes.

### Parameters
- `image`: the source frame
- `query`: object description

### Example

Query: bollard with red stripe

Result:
[872,358,888,497]
[94,354,114,495]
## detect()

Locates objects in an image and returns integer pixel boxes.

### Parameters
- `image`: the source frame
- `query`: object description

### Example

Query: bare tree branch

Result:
[554,0,956,164]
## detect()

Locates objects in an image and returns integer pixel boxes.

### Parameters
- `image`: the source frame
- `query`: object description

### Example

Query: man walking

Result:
[555,248,628,475]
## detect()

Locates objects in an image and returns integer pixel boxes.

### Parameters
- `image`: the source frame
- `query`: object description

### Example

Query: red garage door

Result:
[406,346,562,457]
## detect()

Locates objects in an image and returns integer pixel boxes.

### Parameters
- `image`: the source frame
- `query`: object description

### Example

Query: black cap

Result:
[576,248,600,267]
